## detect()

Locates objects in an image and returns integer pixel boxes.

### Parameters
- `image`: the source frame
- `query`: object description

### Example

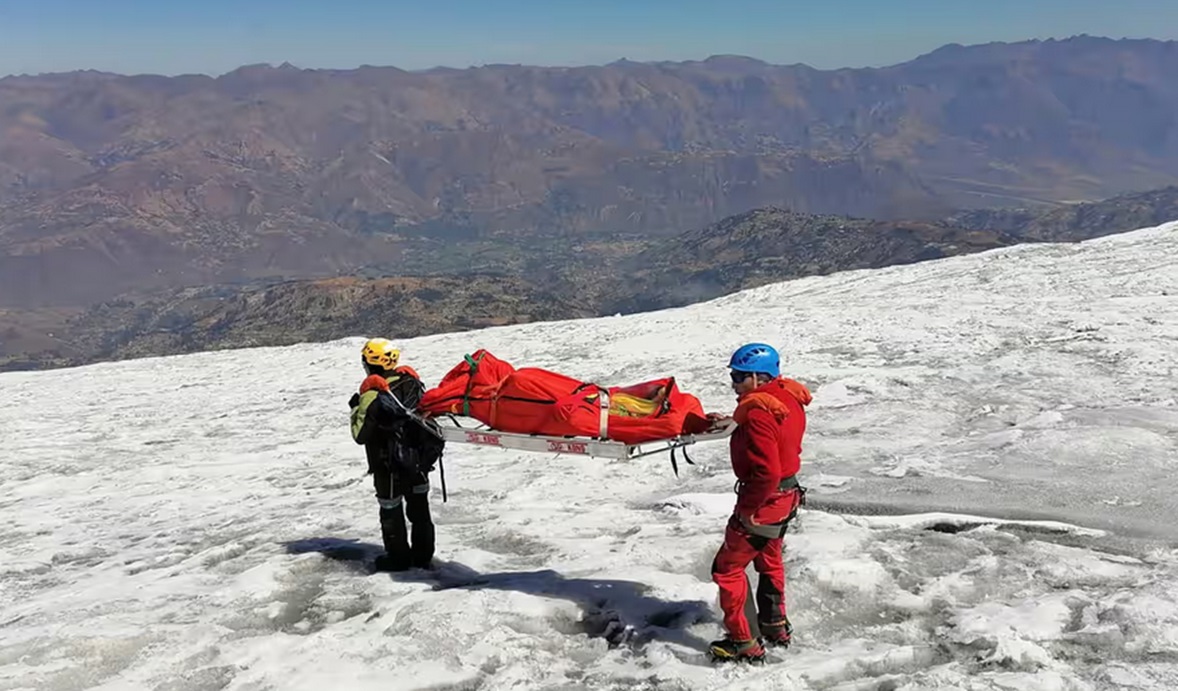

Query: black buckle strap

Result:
[670,445,696,477]
[778,476,799,492]
[733,475,801,494]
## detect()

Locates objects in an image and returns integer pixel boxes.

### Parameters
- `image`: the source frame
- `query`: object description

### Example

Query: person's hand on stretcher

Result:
[705,411,734,431]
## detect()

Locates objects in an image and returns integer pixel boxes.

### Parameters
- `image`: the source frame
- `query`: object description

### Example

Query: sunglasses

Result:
[729,370,754,383]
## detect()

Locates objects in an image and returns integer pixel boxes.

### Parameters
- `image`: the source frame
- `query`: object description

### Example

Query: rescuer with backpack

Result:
[349,338,446,572]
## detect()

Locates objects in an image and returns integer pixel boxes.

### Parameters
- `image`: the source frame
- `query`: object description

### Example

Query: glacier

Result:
[2,221,1177,690]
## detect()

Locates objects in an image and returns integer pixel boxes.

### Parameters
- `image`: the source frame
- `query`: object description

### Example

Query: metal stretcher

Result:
[434,414,737,474]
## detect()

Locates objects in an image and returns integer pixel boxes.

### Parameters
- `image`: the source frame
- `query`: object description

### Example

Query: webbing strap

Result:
[658,380,674,414]
[733,475,800,495]
[669,445,696,477]
[460,352,483,417]
[597,388,610,439]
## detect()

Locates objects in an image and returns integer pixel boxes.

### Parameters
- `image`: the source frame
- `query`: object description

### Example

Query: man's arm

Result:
[350,390,380,444]
[735,408,783,519]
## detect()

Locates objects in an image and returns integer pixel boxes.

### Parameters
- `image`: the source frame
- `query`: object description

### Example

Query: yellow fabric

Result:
[609,391,661,417]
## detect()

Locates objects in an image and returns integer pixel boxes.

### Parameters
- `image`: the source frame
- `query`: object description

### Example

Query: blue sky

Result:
[1,0,1176,77]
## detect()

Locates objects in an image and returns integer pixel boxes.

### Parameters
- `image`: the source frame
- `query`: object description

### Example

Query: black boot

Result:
[708,637,767,663]
[373,552,411,572]
[760,617,793,648]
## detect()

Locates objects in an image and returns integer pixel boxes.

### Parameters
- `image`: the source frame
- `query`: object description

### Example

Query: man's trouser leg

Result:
[753,536,787,626]
[395,470,435,568]
[374,470,411,570]
[711,521,765,641]
[750,487,800,637]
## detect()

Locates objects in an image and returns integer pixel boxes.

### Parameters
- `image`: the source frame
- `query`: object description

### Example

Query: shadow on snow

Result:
[283,536,717,653]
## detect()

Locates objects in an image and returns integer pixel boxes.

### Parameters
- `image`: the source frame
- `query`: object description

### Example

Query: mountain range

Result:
[3,35,1178,370]
[4,183,1175,372]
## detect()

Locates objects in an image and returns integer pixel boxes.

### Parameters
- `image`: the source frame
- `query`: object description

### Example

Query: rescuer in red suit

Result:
[707,342,812,663]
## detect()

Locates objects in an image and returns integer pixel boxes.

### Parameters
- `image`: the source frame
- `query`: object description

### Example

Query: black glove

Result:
[348,393,360,408]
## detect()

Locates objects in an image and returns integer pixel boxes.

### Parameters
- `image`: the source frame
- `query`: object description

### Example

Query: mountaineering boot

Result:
[373,551,412,572]
[760,617,793,648]
[708,637,766,663]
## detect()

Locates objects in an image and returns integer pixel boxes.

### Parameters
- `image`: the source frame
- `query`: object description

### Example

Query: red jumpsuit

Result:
[711,377,811,642]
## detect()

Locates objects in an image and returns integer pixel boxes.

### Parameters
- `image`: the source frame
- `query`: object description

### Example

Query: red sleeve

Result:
[735,407,782,514]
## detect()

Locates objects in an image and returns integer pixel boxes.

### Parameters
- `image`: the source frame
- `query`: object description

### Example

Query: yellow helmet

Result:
[361,338,400,370]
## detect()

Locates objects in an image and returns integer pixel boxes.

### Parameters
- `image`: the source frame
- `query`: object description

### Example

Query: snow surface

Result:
[3,221,1178,690]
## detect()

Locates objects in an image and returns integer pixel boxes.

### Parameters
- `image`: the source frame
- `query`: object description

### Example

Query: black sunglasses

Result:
[730,370,754,383]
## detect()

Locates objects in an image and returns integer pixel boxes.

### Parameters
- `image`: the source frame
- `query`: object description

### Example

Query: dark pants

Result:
[373,468,435,569]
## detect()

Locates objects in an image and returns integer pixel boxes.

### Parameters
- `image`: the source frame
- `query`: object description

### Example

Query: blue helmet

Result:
[728,343,780,378]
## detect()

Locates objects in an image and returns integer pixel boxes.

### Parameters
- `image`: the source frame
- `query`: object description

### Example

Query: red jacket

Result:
[729,377,812,520]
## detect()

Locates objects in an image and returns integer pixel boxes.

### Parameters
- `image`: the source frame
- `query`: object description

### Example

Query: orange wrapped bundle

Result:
[419,349,711,444]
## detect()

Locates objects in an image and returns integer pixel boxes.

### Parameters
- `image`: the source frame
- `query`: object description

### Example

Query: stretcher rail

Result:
[435,415,737,462]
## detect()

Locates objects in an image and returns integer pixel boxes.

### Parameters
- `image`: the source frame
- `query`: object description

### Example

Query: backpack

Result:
[374,375,447,477]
